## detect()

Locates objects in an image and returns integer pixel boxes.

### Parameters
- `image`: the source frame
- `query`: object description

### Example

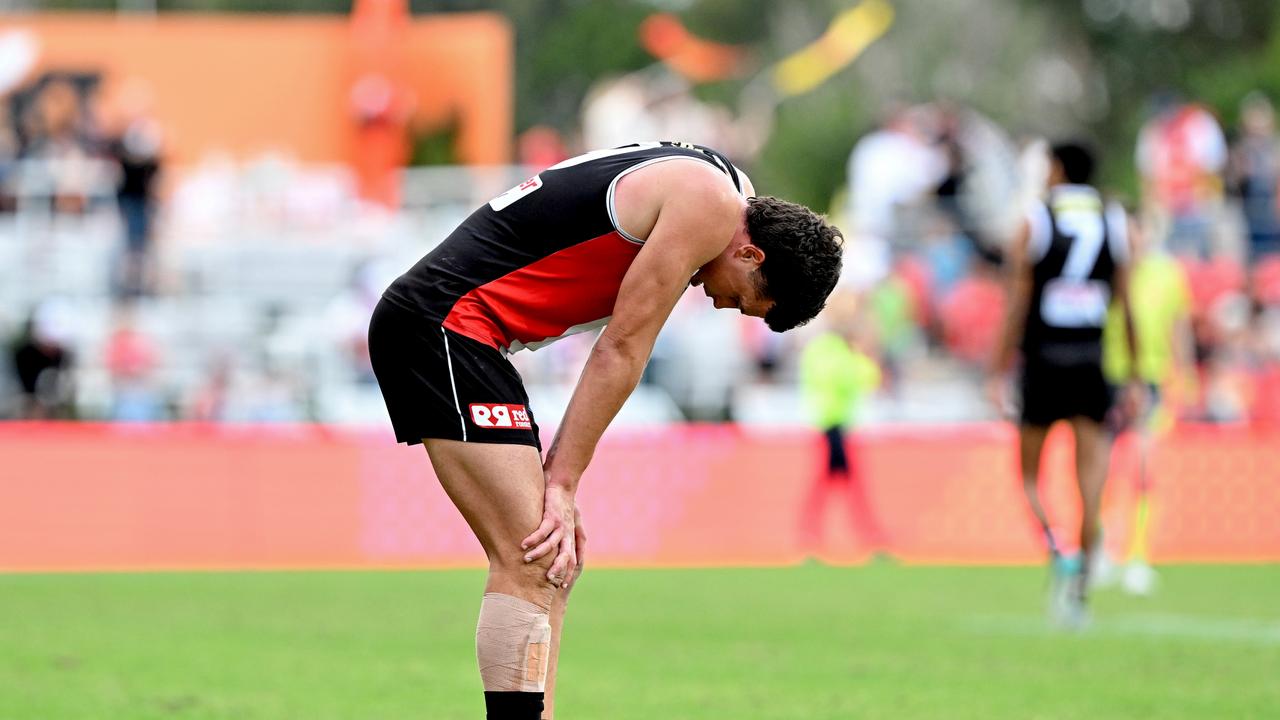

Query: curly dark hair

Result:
[745,195,844,332]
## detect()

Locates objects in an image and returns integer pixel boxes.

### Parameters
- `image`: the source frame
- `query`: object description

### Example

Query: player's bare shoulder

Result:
[612,157,744,247]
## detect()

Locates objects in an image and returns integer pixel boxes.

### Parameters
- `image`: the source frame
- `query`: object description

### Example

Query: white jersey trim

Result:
[606,154,747,246]
[1105,201,1130,266]
[504,316,611,354]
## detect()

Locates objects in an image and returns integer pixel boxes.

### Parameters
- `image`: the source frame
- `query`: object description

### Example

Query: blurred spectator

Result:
[1182,255,1246,376]
[937,260,1004,366]
[19,77,96,215]
[930,104,1023,266]
[243,363,307,423]
[0,109,18,212]
[797,290,887,556]
[846,105,946,255]
[738,315,785,381]
[1247,274,1280,427]
[865,271,917,395]
[647,292,748,421]
[932,103,996,265]
[325,260,383,385]
[1201,292,1252,422]
[9,303,74,419]
[103,303,164,421]
[580,68,756,159]
[1228,92,1280,264]
[516,125,569,172]
[106,108,163,298]
[247,305,311,422]
[187,355,233,422]
[1136,97,1228,259]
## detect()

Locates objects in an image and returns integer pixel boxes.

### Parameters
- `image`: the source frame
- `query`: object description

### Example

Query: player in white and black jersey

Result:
[989,142,1141,628]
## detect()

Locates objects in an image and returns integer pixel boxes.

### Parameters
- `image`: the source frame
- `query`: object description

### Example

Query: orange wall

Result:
[0,423,1276,572]
[5,13,512,165]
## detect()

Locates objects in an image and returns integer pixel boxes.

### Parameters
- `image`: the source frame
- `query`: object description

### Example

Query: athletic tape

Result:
[476,592,552,692]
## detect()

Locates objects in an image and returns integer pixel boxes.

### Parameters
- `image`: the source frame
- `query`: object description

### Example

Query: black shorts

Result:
[822,426,849,475]
[368,298,541,449]
[1020,361,1113,427]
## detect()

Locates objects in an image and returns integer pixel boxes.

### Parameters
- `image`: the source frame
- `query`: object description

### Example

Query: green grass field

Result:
[2,564,1277,719]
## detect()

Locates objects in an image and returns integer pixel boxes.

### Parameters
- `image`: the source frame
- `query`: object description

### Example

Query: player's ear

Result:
[738,244,766,266]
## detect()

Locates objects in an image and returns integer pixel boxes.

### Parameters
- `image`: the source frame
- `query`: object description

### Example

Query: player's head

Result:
[1049,141,1096,185]
[691,196,843,331]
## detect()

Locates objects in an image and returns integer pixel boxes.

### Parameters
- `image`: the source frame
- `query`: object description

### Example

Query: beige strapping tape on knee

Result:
[476,592,552,692]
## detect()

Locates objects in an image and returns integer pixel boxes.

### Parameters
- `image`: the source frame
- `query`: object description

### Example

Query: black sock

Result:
[484,691,544,719]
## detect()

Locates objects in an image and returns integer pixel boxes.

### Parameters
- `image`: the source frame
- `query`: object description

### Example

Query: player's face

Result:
[690,249,775,319]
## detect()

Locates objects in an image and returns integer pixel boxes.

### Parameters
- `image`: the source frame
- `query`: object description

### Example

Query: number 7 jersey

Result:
[382,142,745,353]
[1021,183,1129,366]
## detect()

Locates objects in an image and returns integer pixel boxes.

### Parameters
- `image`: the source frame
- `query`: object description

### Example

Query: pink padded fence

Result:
[0,422,1276,571]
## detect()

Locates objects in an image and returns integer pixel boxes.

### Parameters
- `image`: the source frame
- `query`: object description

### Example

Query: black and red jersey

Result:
[382,142,745,353]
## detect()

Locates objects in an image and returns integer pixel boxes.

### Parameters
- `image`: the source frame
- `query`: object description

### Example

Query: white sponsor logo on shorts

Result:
[469,403,533,429]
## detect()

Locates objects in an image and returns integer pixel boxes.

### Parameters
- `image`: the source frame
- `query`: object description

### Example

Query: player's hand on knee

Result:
[565,506,586,591]
[521,484,577,588]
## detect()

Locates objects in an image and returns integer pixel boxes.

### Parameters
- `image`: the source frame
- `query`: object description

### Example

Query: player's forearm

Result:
[990,324,1017,375]
[543,334,648,492]
[1124,309,1140,380]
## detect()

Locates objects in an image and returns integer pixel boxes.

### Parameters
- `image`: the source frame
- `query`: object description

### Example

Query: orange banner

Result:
[9,13,512,167]
[0,423,1276,572]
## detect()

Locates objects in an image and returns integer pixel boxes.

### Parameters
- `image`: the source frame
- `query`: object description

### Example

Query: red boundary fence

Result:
[0,422,1276,571]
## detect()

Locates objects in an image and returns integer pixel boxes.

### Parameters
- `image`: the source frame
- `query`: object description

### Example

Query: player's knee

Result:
[491,552,558,609]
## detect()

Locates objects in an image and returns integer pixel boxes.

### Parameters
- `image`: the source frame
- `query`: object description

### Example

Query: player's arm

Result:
[988,219,1033,383]
[1110,205,1139,378]
[543,168,740,490]
[1113,256,1139,379]
[521,164,741,584]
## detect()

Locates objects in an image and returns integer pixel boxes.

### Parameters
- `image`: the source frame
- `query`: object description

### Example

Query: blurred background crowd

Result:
[3,0,1280,430]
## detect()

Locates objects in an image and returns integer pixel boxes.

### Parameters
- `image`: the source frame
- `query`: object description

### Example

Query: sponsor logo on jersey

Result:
[1041,278,1110,328]
[469,403,533,429]
[488,175,543,211]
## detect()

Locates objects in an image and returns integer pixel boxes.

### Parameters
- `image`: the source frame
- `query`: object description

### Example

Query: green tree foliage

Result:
[1034,0,1279,195]
[423,0,654,132]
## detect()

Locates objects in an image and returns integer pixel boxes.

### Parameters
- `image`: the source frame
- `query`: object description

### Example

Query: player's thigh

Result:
[1069,415,1109,454]
[424,438,546,564]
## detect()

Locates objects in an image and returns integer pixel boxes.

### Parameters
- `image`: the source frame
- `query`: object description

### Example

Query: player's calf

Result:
[478,551,559,719]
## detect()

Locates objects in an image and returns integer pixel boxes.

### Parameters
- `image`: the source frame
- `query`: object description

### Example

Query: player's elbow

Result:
[593,329,652,375]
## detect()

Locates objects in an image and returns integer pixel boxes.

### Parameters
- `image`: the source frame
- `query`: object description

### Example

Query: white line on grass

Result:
[962,613,1280,645]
